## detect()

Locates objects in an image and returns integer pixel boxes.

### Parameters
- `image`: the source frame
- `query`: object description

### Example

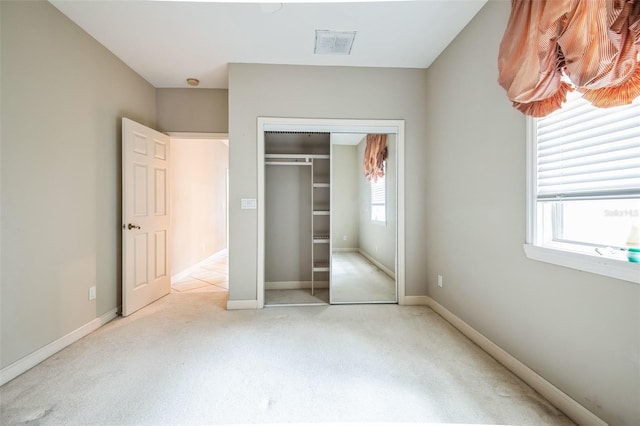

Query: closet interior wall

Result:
[264,132,331,305]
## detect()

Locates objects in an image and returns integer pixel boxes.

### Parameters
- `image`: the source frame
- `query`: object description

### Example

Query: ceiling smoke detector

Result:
[186,78,200,87]
[314,30,356,55]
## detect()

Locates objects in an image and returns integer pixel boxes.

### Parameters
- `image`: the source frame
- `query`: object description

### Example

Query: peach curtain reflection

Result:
[498,0,640,117]
[363,134,387,182]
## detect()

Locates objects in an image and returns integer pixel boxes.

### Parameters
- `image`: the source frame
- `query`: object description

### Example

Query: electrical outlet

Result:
[343,235,348,241]
[437,275,443,288]
[89,286,96,301]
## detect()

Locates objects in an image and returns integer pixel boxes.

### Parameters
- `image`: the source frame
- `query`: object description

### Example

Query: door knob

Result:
[127,223,141,230]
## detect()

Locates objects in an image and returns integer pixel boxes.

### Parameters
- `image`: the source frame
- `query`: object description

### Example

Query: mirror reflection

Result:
[331,133,397,303]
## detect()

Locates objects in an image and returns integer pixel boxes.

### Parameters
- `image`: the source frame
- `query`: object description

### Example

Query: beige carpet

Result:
[0,290,574,425]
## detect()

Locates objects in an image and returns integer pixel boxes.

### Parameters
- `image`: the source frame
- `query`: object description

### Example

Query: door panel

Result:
[133,132,148,154]
[154,139,167,160]
[134,164,148,216]
[123,118,171,316]
[134,233,149,288]
[155,230,167,278]
[154,168,167,215]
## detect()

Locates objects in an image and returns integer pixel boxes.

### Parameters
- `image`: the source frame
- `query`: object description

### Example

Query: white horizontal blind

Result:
[371,175,385,203]
[371,174,386,221]
[535,91,640,201]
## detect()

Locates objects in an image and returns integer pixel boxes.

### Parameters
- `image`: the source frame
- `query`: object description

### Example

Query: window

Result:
[527,90,640,283]
[371,174,386,223]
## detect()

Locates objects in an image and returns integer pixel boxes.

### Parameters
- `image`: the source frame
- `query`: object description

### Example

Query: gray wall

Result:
[156,88,228,133]
[264,166,312,283]
[423,2,639,425]
[357,135,396,273]
[331,145,359,250]
[228,63,429,301]
[1,1,156,368]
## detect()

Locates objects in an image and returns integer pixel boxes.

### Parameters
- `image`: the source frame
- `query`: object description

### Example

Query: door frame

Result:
[257,117,405,309]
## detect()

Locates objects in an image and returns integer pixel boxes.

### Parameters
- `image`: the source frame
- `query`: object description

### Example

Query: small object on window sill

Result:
[594,246,631,262]
[627,247,640,263]
[626,225,640,262]
[595,247,617,257]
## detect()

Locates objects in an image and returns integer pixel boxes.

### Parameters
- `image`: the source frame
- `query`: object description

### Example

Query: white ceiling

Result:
[49,0,487,89]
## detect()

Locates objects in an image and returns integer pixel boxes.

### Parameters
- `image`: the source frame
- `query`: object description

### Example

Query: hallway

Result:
[171,251,228,294]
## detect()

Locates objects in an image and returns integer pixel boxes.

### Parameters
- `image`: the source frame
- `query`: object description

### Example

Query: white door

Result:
[122,118,171,316]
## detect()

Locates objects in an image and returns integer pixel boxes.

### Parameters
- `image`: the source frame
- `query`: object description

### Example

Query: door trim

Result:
[166,132,229,142]
[257,117,405,309]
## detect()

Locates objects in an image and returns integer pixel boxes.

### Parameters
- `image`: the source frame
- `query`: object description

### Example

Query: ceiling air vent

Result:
[314,30,356,55]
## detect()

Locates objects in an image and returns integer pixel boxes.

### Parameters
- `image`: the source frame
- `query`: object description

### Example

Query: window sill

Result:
[523,244,640,284]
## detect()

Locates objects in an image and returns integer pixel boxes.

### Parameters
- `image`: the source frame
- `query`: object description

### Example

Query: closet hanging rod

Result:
[265,161,312,166]
[265,154,330,160]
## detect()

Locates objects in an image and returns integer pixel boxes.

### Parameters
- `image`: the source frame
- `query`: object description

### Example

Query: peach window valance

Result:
[498,0,640,117]
[363,134,387,182]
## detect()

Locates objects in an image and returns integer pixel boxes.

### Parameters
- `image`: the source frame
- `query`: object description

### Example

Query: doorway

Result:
[169,134,229,294]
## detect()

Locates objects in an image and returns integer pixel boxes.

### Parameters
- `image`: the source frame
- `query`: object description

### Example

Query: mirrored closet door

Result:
[330,133,397,304]
[260,124,401,307]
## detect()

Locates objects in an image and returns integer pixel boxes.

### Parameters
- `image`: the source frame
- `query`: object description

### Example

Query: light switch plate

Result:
[241,198,257,209]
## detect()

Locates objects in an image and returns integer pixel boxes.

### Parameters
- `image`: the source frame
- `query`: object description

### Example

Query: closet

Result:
[264,131,331,305]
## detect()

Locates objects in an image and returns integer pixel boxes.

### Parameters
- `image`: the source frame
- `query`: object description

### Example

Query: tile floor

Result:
[171,251,228,293]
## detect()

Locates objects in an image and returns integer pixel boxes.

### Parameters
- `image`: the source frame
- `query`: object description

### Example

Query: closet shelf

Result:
[313,262,330,272]
[313,210,330,216]
[313,235,330,243]
[313,183,330,188]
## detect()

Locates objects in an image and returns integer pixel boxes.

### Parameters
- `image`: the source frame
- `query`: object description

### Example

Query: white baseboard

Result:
[358,249,395,279]
[171,248,227,283]
[0,308,118,386]
[265,281,329,290]
[425,297,607,426]
[226,299,258,310]
[401,295,429,306]
[332,248,359,253]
